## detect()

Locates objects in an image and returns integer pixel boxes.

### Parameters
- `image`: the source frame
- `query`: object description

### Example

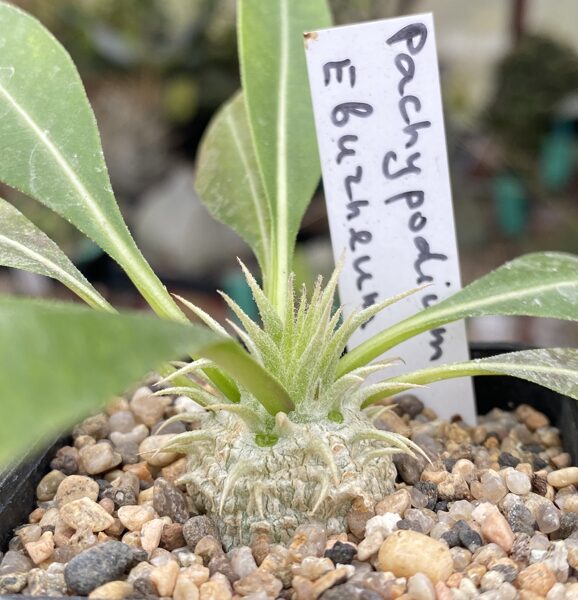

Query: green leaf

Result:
[0,297,292,467]
[339,252,578,376]
[238,0,332,312]
[0,2,182,321]
[196,93,271,276]
[0,198,113,312]
[362,348,578,407]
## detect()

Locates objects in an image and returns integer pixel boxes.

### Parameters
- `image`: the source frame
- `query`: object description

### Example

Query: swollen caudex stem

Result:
[165,407,417,549]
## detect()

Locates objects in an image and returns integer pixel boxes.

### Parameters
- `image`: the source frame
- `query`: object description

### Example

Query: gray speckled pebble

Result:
[63,541,134,595]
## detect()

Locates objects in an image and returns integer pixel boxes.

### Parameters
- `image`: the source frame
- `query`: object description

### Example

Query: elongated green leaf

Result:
[0,297,292,466]
[0,198,113,312]
[363,348,578,407]
[340,252,578,376]
[0,3,182,321]
[239,0,332,311]
[196,93,271,276]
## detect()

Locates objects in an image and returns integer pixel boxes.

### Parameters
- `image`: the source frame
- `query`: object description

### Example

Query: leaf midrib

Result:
[0,78,131,263]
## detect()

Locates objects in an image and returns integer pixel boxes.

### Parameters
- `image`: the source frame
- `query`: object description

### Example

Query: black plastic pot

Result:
[1,342,577,598]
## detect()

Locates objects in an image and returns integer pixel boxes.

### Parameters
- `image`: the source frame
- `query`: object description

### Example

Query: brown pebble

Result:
[516,562,556,595]
[375,489,411,516]
[195,536,224,565]
[161,523,186,551]
[123,461,154,485]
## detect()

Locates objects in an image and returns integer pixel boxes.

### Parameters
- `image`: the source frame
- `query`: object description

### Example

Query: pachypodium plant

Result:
[0,0,577,548]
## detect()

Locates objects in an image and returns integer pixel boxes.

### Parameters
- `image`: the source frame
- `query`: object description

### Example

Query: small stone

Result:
[356,532,384,561]
[365,513,400,538]
[292,556,334,580]
[36,470,67,502]
[16,524,42,545]
[0,550,33,575]
[396,394,424,418]
[406,573,435,599]
[160,457,188,483]
[24,531,54,565]
[375,489,411,516]
[346,503,374,539]
[498,452,520,468]
[259,546,291,587]
[208,554,236,582]
[532,473,549,496]
[108,410,136,433]
[55,474,99,507]
[174,574,200,600]
[88,580,133,600]
[139,435,182,467]
[110,425,149,464]
[50,446,80,475]
[455,520,482,552]
[183,516,220,550]
[377,530,453,583]
[312,566,351,597]
[161,523,186,551]
[79,442,122,475]
[130,387,170,426]
[180,564,210,587]
[0,572,28,594]
[516,562,556,595]
[234,570,283,597]
[64,541,134,595]
[548,467,578,488]
[288,524,327,560]
[394,453,426,485]
[505,470,531,495]
[74,413,110,440]
[481,510,515,552]
[195,536,224,565]
[60,497,115,532]
[552,512,578,539]
[199,579,232,600]
[324,541,356,565]
[480,471,507,503]
[375,410,410,436]
[141,518,165,555]
[150,559,179,597]
[536,502,561,534]
[117,505,157,531]
[153,477,189,524]
[27,567,67,596]
[507,502,535,536]
[228,546,257,579]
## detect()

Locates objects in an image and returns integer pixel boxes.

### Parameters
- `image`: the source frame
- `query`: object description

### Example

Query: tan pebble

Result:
[518,591,545,600]
[141,518,164,555]
[181,564,210,587]
[516,562,556,595]
[291,556,334,580]
[375,411,411,436]
[233,570,283,597]
[88,580,133,600]
[551,452,571,469]
[452,459,476,482]
[104,518,124,538]
[60,497,114,532]
[36,470,67,502]
[122,531,143,548]
[420,463,448,485]
[375,489,411,516]
[29,508,46,523]
[106,396,129,414]
[174,574,200,600]
[25,531,54,564]
[446,572,462,588]
[258,545,291,587]
[250,533,270,566]
[291,575,315,600]
[17,524,42,545]
[346,506,374,539]
[103,469,125,483]
[138,486,155,506]
[312,566,352,596]
[464,563,486,586]
[130,387,170,426]
[547,467,578,488]
[53,517,75,547]
[481,511,514,552]
[160,456,188,482]
[357,531,384,561]
[118,505,157,531]
[55,475,99,507]
[377,530,453,583]
[139,435,182,468]
[150,559,179,596]
[563,495,578,514]
[123,461,154,485]
[434,581,452,600]
[74,434,96,449]
[199,579,233,600]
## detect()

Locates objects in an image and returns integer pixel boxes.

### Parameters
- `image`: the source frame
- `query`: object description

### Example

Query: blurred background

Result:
[2,0,577,346]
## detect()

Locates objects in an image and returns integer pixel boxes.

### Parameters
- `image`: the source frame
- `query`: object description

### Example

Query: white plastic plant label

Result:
[304,13,476,423]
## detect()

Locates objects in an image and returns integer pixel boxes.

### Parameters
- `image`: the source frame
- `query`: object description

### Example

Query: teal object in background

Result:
[541,122,576,193]
[222,269,259,324]
[492,172,528,238]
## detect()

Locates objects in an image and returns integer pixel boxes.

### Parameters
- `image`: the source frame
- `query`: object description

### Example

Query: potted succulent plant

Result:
[0,0,577,596]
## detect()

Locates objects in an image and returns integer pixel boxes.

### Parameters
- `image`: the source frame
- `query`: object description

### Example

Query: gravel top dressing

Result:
[2,386,578,600]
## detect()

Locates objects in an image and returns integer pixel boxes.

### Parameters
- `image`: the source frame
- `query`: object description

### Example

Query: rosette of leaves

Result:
[0,1,577,546]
